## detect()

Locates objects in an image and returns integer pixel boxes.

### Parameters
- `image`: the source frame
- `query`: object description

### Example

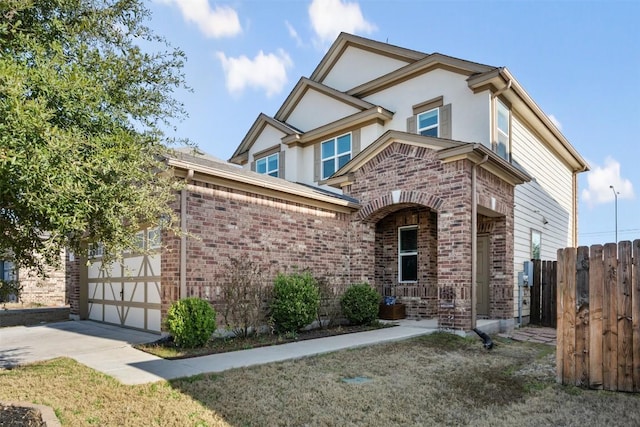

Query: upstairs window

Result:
[398,226,418,283]
[256,153,279,177]
[321,133,351,179]
[531,230,541,260]
[1,260,16,282]
[496,99,510,160]
[417,108,439,137]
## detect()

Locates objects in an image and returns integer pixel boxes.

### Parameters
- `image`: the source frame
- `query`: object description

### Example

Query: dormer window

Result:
[256,153,279,177]
[321,133,351,179]
[417,108,439,137]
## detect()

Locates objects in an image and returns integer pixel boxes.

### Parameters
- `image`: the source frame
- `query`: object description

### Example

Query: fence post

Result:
[589,244,604,389]
[556,248,565,384]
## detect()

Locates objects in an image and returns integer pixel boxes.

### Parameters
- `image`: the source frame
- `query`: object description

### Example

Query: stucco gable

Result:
[229,113,297,165]
[274,77,374,124]
[310,32,427,87]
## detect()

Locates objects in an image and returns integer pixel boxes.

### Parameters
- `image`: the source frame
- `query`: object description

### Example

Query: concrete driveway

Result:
[0,320,158,369]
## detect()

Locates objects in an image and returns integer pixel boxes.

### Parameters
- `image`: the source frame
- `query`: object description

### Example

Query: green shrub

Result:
[270,272,320,333]
[166,298,217,348]
[340,283,380,325]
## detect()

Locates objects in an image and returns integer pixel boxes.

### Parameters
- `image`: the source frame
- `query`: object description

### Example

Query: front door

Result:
[476,235,490,317]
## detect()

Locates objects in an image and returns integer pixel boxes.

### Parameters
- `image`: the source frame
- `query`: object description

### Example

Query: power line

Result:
[579,228,640,236]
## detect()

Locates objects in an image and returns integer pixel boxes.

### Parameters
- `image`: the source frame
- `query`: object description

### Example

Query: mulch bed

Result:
[0,405,45,427]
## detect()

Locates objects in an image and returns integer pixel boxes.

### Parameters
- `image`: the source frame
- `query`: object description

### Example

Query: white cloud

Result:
[216,50,293,97]
[158,0,241,38]
[548,114,562,131]
[581,156,635,207]
[285,20,304,47]
[308,0,376,45]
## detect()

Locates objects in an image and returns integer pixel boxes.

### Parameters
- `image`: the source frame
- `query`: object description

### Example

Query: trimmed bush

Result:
[166,298,217,348]
[270,272,320,334]
[341,283,380,325]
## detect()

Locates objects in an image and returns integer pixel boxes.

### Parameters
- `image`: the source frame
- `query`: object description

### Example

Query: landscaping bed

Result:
[136,322,392,359]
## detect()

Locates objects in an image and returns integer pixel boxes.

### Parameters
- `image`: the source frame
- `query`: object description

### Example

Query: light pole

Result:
[610,185,618,243]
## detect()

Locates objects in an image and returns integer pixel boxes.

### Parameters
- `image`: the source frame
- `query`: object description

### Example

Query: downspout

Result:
[471,154,489,330]
[180,169,194,299]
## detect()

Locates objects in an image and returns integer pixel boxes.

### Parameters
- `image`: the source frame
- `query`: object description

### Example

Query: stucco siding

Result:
[286,88,361,131]
[362,69,491,145]
[249,125,286,162]
[322,46,412,92]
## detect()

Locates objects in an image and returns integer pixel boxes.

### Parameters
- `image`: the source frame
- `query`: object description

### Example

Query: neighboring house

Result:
[1,254,69,306]
[68,33,587,334]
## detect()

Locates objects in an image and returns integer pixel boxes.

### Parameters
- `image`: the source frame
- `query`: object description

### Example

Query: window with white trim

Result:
[398,226,418,283]
[417,108,439,137]
[147,227,161,250]
[496,99,510,160]
[0,260,16,282]
[256,153,279,177]
[531,229,541,260]
[321,133,351,179]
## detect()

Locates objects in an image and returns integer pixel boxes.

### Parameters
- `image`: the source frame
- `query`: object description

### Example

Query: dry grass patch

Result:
[2,333,640,426]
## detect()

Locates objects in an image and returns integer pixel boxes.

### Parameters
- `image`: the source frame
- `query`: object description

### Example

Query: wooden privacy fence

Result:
[556,240,640,391]
[530,259,557,327]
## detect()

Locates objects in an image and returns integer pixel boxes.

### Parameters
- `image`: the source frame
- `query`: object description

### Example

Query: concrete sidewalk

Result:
[1,320,444,385]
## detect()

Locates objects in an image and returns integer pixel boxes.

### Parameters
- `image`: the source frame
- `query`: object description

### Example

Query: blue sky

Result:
[148,0,639,247]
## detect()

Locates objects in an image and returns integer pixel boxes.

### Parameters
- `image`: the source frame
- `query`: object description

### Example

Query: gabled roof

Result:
[274,77,375,122]
[168,150,360,213]
[326,130,530,188]
[310,32,427,83]
[347,53,497,98]
[229,113,298,165]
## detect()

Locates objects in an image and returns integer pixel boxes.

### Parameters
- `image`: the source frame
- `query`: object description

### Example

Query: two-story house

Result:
[228,32,588,330]
[69,33,587,333]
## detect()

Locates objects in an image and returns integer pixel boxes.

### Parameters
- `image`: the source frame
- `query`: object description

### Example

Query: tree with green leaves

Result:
[0,0,188,274]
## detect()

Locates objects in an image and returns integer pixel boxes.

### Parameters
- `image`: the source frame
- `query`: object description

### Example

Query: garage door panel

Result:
[105,282,121,302]
[124,282,146,303]
[88,262,102,279]
[104,304,121,325]
[88,303,102,321]
[88,282,102,300]
[148,309,161,332]
[123,256,143,279]
[148,282,161,304]
[123,307,145,330]
[148,255,161,277]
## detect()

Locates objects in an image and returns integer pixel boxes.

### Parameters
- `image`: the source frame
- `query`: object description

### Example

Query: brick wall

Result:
[18,250,68,306]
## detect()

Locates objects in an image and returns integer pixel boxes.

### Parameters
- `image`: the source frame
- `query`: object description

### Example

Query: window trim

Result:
[320,132,352,180]
[398,225,418,283]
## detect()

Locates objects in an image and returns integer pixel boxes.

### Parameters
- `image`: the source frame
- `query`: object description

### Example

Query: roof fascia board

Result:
[310,32,426,83]
[347,53,496,98]
[282,106,394,146]
[274,77,374,122]
[169,159,360,212]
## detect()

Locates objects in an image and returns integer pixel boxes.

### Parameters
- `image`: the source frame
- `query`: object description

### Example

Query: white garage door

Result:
[87,230,162,333]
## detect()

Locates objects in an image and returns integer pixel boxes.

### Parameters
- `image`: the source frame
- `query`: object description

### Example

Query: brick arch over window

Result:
[358,191,444,223]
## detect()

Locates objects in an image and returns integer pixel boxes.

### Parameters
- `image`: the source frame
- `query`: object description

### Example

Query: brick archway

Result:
[358,190,444,223]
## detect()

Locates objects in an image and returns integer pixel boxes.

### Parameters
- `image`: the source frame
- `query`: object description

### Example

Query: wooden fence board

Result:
[633,240,640,392]
[617,241,633,392]
[543,261,552,327]
[575,247,590,386]
[556,248,565,384]
[531,259,541,325]
[550,261,557,328]
[603,243,618,390]
[589,244,604,389]
[562,248,577,385]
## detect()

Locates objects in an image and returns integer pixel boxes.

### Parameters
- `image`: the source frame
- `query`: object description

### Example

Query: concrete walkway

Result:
[1,319,445,385]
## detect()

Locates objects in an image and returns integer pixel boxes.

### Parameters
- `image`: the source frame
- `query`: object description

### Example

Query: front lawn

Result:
[1,334,639,426]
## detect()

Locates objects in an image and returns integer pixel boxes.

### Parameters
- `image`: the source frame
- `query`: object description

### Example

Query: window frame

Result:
[0,260,16,282]
[495,98,510,160]
[255,152,279,177]
[320,132,352,180]
[417,107,439,137]
[531,229,541,260]
[398,225,418,283]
